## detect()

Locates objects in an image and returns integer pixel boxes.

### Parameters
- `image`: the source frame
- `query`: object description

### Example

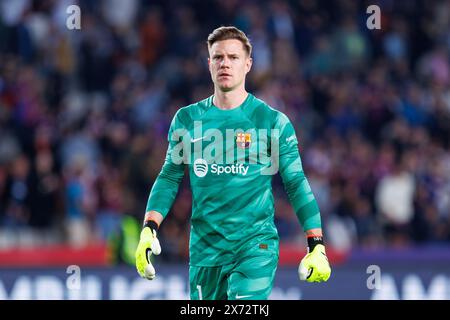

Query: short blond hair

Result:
[207,26,252,56]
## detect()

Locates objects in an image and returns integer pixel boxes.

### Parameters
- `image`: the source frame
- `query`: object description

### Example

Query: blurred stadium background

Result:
[0,0,449,299]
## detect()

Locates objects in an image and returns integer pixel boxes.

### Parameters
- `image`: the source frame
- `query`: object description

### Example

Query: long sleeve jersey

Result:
[146,93,321,266]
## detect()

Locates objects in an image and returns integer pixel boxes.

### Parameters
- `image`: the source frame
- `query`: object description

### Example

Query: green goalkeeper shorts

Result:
[189,240,279,300]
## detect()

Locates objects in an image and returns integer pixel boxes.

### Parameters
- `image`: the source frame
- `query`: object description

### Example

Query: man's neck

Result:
[213,88,248,110]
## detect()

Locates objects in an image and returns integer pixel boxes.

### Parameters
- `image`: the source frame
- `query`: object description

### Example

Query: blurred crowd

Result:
[0,0,449,261]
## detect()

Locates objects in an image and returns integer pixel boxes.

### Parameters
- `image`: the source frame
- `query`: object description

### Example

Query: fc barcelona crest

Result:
[236,133,252,149]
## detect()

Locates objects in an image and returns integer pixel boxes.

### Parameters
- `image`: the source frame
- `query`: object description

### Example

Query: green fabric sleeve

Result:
[276,113,322,231]
[145,111,186,218]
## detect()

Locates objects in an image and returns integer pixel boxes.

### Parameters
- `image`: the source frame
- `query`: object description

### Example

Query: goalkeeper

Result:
[135,26,331,300]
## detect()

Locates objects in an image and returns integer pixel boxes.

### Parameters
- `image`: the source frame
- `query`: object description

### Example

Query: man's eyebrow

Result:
[213,53,239,57]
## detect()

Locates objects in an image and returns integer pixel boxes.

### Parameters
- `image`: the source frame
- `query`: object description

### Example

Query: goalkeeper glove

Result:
[135,220,161,280]
[298,236,331,282]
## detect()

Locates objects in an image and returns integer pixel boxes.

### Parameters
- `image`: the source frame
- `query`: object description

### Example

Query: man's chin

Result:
[218,84,235,92]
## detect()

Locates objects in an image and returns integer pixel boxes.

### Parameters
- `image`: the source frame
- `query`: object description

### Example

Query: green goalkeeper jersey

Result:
[146,93,321,266]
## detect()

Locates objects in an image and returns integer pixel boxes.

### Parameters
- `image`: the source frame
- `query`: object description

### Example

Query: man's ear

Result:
[245,57,253,74]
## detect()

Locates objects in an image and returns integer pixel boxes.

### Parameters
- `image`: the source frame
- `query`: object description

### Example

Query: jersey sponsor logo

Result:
[211,163,248,176]
[193,159,249,177]
[193,158,208,177]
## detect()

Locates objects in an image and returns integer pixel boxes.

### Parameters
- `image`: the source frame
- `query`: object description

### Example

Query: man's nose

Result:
[220,57,231,68]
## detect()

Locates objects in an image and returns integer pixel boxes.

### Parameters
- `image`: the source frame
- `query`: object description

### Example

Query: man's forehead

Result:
[209,39,246,55]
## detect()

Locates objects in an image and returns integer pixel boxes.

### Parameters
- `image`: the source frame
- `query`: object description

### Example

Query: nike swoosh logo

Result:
[190,137,205,143]
[235,294,252,299]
